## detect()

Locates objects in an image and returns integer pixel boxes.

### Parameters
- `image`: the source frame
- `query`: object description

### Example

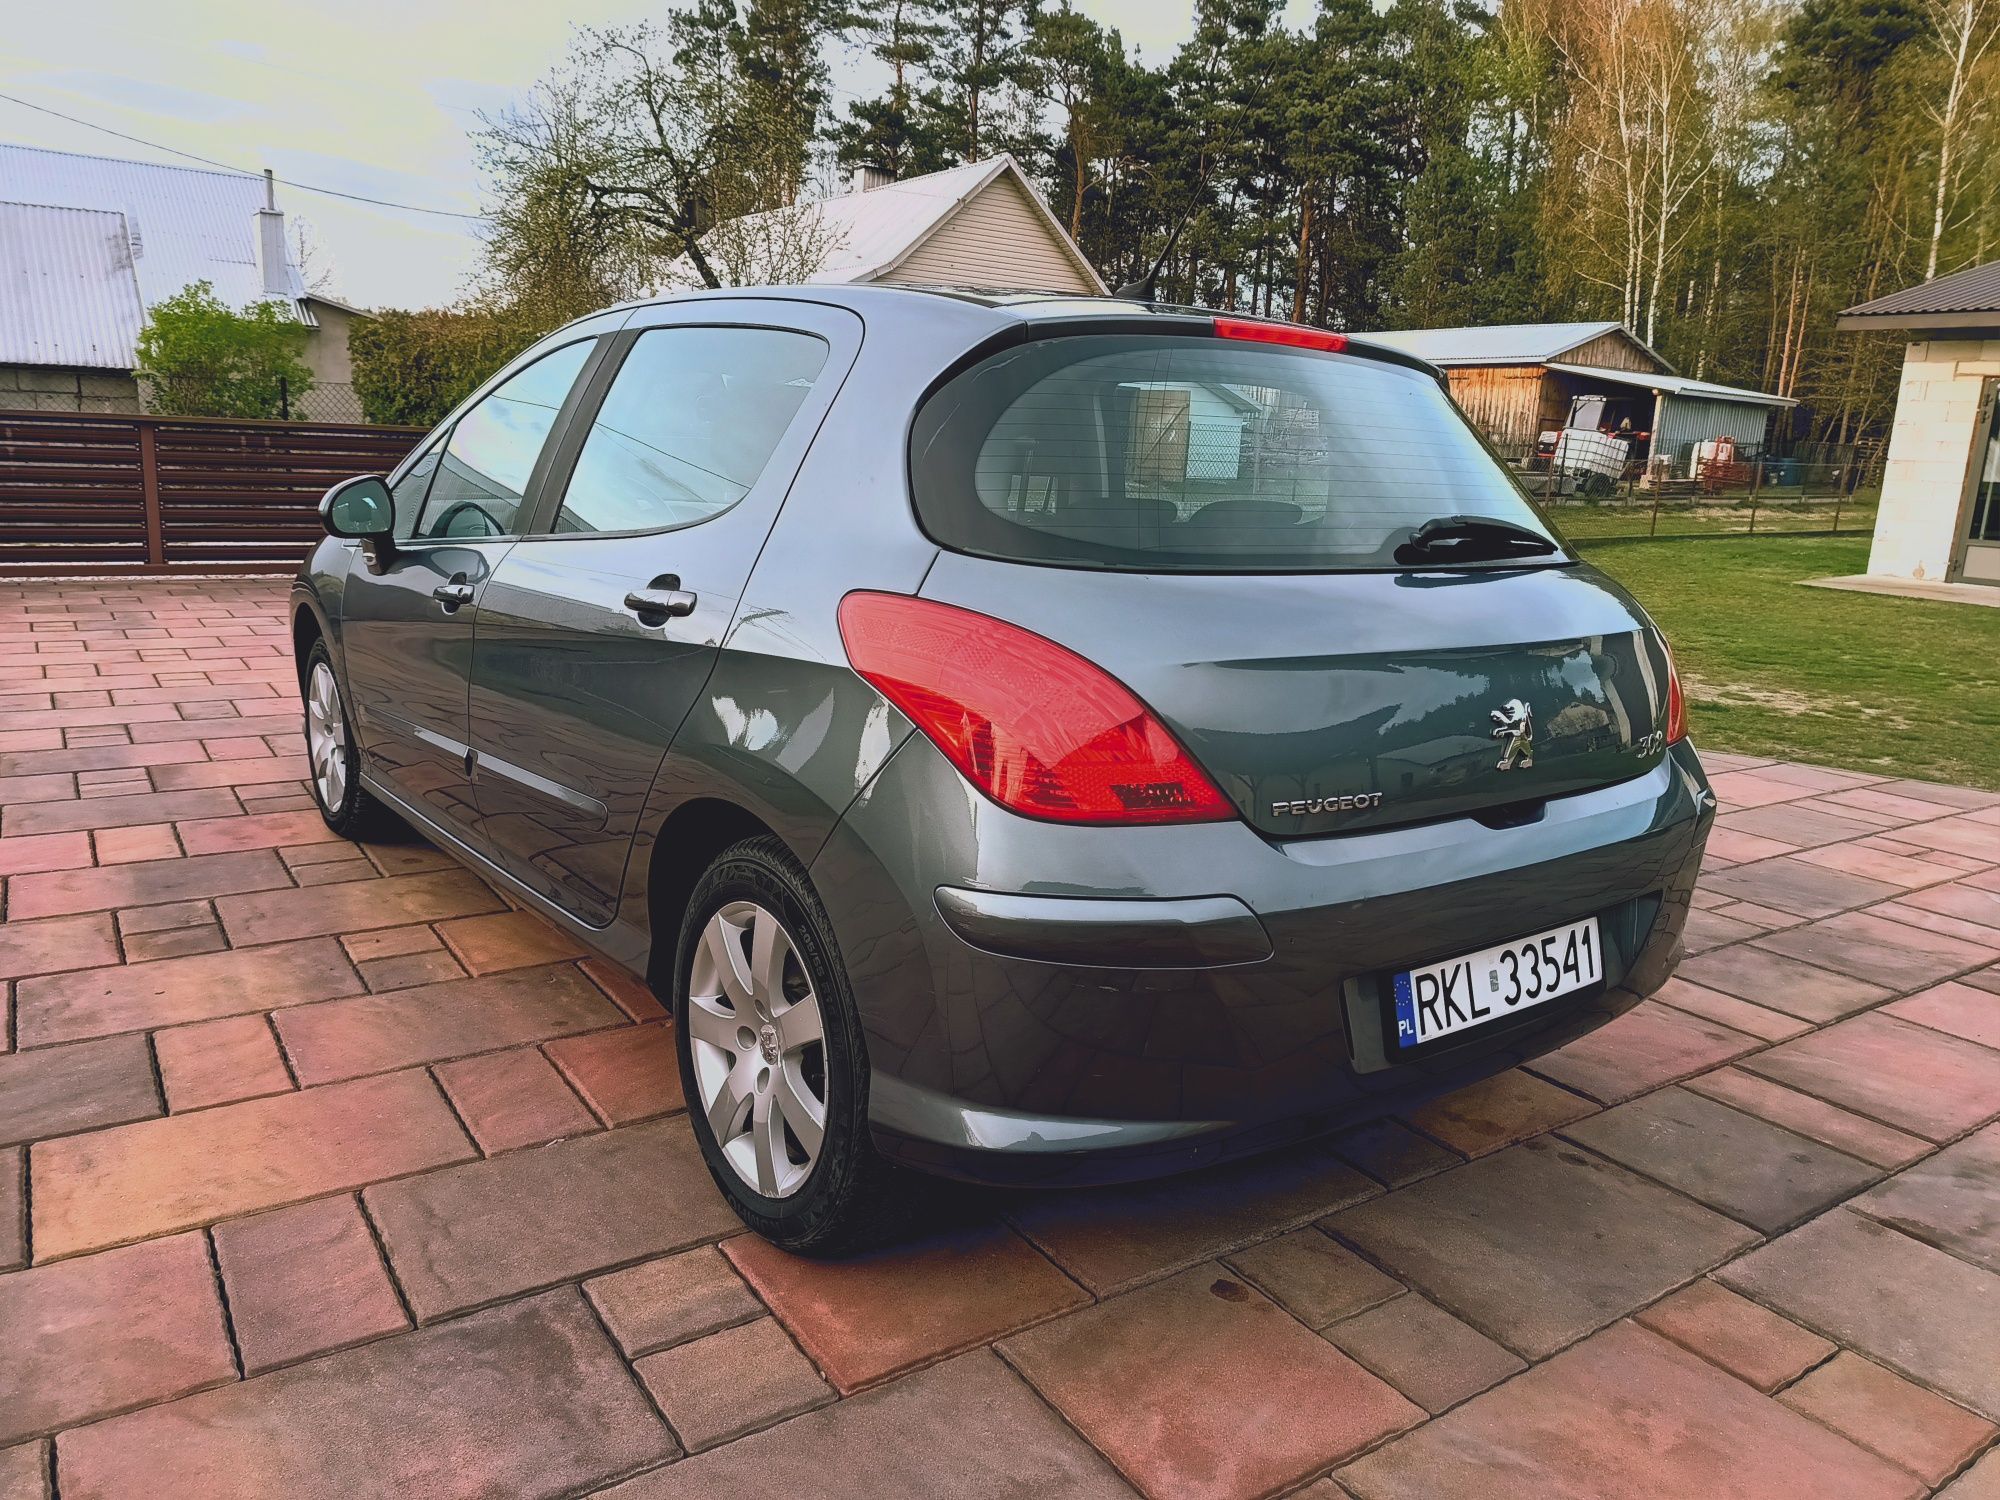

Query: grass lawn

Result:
[1581,534,2000,790]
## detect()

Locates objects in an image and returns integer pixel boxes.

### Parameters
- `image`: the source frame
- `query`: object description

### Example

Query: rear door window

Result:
[909,334,1565,571]
[549,326,829,535]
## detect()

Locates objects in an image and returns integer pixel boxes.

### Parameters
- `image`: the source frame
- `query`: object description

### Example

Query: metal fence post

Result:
[136,419,165,566]
[279,377,290,421]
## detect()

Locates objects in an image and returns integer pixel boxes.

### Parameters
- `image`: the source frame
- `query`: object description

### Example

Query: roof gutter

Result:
[1835,310,2000,333]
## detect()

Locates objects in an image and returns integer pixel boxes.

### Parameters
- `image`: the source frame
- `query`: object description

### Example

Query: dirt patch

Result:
[1684,676,1914,730]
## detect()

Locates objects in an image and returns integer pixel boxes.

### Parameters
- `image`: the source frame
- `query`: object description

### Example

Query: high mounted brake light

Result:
[837,592,1235,826]
[1213,317,1349,354]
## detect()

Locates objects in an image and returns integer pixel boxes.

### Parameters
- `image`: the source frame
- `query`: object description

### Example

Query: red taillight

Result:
[837,592,1235,826]
[1213,317,1348,354]
[1664,641,1689,745]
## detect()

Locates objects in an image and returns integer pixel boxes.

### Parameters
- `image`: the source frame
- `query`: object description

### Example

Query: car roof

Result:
[598,283,1439,376]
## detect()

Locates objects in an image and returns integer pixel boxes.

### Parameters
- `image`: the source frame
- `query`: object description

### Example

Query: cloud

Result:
[35,70,253,125]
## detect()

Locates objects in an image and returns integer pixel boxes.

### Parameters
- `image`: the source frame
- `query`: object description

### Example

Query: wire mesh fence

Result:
[144,378,371,425]
[270,380,368,424]
[1498,442,1881,542]
[1,379,378,425]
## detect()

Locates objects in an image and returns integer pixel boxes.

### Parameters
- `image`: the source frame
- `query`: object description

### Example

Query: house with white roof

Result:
[679,154,1106,296]
[0,143,364,416]
[1360,320,1796,473]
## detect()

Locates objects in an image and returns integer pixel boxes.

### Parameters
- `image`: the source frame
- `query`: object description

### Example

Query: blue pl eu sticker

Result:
[1393,972,1419,1047]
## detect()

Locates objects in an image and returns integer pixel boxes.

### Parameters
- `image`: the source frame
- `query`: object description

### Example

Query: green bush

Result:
[135,283,314,419]
[349,307,535,428]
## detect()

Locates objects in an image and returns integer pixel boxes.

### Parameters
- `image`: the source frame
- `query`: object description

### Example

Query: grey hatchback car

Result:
[294,286,1713,1251]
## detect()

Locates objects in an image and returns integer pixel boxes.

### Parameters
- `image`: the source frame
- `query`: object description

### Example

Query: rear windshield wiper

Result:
[1394,515,1560,565]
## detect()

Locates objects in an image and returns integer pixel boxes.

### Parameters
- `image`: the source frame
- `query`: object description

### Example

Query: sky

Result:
[0,0,1313,310]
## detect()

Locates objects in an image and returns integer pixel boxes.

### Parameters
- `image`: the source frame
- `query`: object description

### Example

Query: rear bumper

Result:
[810,738,1713,1185]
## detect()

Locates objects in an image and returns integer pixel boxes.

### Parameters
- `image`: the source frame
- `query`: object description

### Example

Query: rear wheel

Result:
[674,835,905,1253]
[302,640,389,840]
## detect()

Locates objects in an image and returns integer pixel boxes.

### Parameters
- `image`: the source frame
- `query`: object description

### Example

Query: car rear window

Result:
[908,333,1566,571]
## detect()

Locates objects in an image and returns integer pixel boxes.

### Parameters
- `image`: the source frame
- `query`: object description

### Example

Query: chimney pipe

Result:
[850,164,894,195]
[253,169,288,297]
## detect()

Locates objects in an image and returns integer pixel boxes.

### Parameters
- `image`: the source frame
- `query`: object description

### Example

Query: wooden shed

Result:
[1360,321,1794,472]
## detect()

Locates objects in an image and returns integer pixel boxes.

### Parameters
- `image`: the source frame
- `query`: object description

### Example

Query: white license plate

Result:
[1392,916,1601,1049]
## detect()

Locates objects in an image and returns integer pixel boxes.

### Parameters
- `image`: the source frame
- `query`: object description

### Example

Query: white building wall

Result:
[1869,337,2000,579]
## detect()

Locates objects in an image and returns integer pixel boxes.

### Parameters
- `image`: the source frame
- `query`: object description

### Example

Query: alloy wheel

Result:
[305,660,348,812]
[686,900,829,1199]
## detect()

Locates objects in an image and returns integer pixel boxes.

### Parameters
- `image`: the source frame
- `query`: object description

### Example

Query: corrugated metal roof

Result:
[0,143,312,360]
[1359,321,1633,367]
[675,154,1107,294]
[1547,362,1796,408]
[1839,259,2000,321]
[0,201,146,368]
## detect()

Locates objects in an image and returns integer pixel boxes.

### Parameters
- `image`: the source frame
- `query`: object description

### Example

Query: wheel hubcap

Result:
[305,662,347,812]
[687,900,829,1199]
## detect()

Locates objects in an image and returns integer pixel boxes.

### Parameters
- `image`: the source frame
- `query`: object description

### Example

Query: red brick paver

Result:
[1781,1352,1997,1487]
[632,1317,832,1451]
[32,1070,473,1259]
[725,1222,1089,1392]
[0,1233,234,1443]
[434,1045,599,1154]
[210,1196,408,1374]
[586,1247,764,1357]
[54,1290,676,1500]
[1001,1265,1423,1500]
[1632,1277,1835,1392]
[2,577,1998,1500]
[1339,1321,1923,1500]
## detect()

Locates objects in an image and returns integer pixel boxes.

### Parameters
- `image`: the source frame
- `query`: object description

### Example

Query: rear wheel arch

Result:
[643,798,782,992]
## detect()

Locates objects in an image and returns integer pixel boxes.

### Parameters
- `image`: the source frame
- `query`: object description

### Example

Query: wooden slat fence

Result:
[0,410,424,575]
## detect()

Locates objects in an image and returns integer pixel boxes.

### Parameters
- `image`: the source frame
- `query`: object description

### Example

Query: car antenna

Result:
[1114,175,1210,302]
[1115,45,1222,303]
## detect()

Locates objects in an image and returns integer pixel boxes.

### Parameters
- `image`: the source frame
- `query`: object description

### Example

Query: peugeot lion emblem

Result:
[1491,699,1534,770]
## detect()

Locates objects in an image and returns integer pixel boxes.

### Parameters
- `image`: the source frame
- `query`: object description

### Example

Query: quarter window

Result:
[387,439,443,539]
[551,326,829,535]
[415,340,593,540]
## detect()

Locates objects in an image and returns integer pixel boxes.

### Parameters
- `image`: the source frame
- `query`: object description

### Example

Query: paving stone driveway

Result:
[1,576,1998,1500]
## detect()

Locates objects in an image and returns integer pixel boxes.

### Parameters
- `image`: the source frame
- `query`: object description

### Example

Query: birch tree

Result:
[1919,0,2000,277]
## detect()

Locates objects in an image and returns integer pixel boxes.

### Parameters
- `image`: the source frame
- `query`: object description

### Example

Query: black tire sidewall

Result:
[673,836,872,1248]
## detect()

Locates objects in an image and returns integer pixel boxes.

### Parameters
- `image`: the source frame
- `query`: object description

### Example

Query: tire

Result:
[301,639,391,841]
[673,834,906,1253]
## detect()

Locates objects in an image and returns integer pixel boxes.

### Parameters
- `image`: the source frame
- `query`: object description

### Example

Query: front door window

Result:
[415,340,593,540]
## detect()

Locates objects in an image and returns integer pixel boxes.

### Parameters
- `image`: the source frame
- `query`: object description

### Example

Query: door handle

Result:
[432,580,475,610]
[623,588,698,622]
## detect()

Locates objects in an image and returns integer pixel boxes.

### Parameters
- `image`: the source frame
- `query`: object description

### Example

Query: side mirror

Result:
[320,474,394,541]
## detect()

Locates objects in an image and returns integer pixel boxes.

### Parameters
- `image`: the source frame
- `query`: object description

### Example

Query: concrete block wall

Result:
[0,364,144,414]
[1868,338,2000,579]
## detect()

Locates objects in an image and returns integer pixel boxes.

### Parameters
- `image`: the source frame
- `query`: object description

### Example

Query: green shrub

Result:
[135,282,314,419]
[349,307,536,428]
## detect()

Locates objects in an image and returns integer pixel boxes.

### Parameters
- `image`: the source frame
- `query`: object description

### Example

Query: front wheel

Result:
[302,640,390,840]
[674,835,905,1253]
